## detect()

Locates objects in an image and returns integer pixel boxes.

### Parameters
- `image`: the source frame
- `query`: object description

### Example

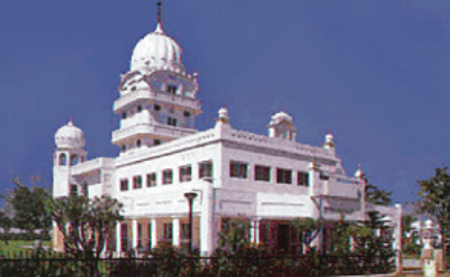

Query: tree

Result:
[290,218,321,254]
[47,194,123,259]
[2,176,52,240]
[351,211,396,274]
[365,180,393,206]
[401,214,421,257]
[0,211,12,244]
[216,218,250,254]
[417,167,450,255]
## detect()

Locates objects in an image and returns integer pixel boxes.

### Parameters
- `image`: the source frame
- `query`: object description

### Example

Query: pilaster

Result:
[116,221,122,257]
[172,217,180,247]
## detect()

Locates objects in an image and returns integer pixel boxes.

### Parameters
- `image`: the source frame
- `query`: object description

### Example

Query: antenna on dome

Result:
[157,1,162,24]
[282,102,285,112]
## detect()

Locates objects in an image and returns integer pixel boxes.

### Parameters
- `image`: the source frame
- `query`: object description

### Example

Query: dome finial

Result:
[282,102,285,112]
[155,1,164,33]
[217,104,230,124]
[157,1,162,24]
[69,116,74,126]
[355,163,364,179]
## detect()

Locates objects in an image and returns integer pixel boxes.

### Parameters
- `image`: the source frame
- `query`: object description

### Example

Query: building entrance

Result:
[277,224,289,253]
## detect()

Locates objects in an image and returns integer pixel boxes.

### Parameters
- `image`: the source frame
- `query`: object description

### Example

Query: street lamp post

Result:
[184,192,198,255]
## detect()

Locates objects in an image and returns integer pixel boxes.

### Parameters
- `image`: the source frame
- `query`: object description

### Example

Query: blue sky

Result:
[0,0,449,204]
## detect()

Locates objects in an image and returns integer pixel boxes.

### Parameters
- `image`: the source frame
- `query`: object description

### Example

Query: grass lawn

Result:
[0,240,50,257]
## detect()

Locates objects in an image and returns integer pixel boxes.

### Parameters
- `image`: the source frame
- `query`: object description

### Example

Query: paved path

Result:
[403,259,421,268]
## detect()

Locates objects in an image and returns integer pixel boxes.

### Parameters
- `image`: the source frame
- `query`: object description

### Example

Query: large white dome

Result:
[130,22,183,72]
[55,120,85,149]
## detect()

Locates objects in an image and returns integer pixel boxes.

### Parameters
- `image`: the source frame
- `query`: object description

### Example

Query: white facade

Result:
[52,8,400,256]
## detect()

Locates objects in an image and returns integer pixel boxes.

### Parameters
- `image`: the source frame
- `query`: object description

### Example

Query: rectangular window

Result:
[230,161,248,178]
[179,165,192,182]
[277,168,292,184]
[120,179,129,191]
[163,223,173,241]
[255,165,271,182]
[199,161,213,179]
[297,171,309,186]
[121,223,128,251]
[137,223,142,248]
[181,223,190,240]
[320,172,330,180]
[154,139,161,145]
[69,184,78,196]
[167,117,177,126]
[133,175,142,189]
[146,173,157,187]
[163,169,173,185]
[259,223,270,246]
[167,85,177,94]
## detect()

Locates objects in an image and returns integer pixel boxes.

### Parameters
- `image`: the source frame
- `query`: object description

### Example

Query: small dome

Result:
[55,119,85,149]
[354,164,364,179]
[270,111,293,125]
[130,22,184,72]
[324,130,335,149]
[218,106,229,120]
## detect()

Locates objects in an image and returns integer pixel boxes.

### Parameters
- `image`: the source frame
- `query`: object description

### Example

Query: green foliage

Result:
[290,217,321,253]
[365,181,393,206]
[2,176,52,239]
[0,210,12,244]
[417,167,450,253]
[401,215,421,257]
[351,211,397,274]
[47,194,123,259]
[216,218,250,253]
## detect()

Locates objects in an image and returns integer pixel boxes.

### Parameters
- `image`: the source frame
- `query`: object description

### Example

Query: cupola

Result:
[130,2,183,72]
[354,164,364,179]
[323,129,335,150]
[55,119,86,149]
[217,104,230,124]
[267,105,297,140]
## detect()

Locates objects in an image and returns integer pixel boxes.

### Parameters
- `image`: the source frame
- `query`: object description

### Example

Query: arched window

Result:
[59,153,67,166]
[70,154,79,166]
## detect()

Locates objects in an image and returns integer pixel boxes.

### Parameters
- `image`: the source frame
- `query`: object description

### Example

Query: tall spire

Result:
[155,1,164,33]
[157,1,162,24]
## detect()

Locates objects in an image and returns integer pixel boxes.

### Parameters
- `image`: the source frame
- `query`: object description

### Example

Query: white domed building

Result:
[52,5,402,257]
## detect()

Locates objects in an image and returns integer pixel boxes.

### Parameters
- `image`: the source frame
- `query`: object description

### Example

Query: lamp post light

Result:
[184,192,198,255]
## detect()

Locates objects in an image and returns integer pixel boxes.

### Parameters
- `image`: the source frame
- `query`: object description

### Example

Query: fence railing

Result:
[0,252,395,277]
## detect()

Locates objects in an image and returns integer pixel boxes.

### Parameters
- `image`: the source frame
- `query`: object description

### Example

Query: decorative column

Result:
[309,158,322,251]
[200,185,214,256]
[132,219,138,250]
[172,217,180,247]
[116,221,122,257]
[355,164,366,221]
[151,218,158,248]
[394,204,403,275]
[250,220,260,245]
